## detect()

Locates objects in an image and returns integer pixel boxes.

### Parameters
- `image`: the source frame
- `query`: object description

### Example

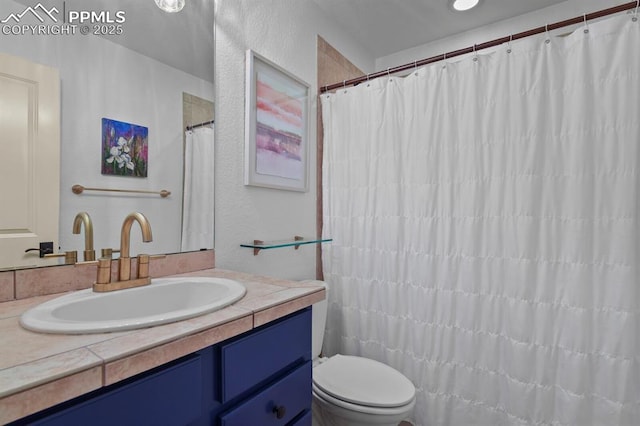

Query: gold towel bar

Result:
[72,184,171,198]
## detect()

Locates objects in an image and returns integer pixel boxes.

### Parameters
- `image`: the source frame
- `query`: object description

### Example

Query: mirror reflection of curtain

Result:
[181,126,214,251]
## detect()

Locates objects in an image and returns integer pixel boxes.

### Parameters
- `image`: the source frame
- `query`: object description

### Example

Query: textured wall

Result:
[213,0,373,279]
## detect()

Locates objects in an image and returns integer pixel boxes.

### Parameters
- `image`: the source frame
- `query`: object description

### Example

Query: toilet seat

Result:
[313,354,415,410]
[313,383,415,417]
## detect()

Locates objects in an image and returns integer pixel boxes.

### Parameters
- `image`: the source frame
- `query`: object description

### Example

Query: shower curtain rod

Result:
[320,1,639,93]
[186,119,214,131]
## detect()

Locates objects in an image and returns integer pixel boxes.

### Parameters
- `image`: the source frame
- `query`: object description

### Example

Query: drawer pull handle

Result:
[272,405,286,419]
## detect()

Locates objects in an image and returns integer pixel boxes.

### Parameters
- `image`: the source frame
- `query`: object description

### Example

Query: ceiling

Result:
[83,0,214,82]
[10,1,572,81]
[311,0,569,58]
[92,0,567,72]
[94,0,215,82]
[12,0,214,82]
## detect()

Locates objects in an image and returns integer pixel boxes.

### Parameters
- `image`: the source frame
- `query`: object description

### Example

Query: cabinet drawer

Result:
[29,355,202,426]
[290,410,312,425]
[219,361,312,426]
[221,308,311,401]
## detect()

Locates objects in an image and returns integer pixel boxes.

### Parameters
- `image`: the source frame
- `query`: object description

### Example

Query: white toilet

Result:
[309,281,416,426]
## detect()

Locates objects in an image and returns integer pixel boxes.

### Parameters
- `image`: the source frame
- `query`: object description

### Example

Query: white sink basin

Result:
[20,277,246,334]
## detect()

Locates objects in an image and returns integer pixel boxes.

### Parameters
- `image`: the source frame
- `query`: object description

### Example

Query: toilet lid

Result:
[313,355,415,408]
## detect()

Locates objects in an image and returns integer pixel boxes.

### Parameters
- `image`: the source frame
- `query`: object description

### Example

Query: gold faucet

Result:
[118,212,153,281]
[93,212,153,292]
[73,212,95,261]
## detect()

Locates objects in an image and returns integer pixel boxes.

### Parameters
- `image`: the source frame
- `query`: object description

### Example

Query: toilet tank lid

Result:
[313,354,415,408]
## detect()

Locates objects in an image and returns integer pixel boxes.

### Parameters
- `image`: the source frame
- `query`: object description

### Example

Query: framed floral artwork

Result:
[101,118,148,177]
[244,50,309,191]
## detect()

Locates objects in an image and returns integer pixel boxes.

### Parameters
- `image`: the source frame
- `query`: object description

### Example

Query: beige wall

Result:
[183,93,214,130]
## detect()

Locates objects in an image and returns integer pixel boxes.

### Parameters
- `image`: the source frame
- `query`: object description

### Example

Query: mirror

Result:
[0,0,214,270]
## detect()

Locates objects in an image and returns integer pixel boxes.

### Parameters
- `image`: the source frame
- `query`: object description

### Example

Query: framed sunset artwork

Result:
[244,50,309,191]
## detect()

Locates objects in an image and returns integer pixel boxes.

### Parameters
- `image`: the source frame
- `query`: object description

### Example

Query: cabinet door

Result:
[221,308,311,401]
[29,356,203,426]
[219,361,312,426]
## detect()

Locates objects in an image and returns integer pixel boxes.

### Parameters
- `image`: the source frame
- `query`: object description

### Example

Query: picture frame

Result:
[244,50,310,192]
[101,118,148,178]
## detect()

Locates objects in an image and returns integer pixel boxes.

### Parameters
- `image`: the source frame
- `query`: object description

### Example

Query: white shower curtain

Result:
[181,126,214,251]
[321,15,639,426]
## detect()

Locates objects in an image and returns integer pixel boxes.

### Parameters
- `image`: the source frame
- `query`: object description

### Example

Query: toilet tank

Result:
[303,280,328,359]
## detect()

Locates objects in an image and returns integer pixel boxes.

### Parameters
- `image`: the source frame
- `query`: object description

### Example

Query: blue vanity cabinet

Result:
[217,307,312,425]
[219,362,312,426]
[10,307,312,426]
[26,355,204,426]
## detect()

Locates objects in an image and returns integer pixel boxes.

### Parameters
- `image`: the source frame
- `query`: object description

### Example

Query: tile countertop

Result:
[0,269,325,424]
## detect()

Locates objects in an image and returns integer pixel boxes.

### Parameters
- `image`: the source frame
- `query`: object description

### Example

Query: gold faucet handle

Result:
[137,254,150,279]
[100,248,121,258]
[83,250,96,262]
[134,254,167,279]
[96,257,112,284]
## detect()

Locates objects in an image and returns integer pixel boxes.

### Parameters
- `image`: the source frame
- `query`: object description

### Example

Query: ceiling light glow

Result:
[451,0,480,12]
[155,0,185,13]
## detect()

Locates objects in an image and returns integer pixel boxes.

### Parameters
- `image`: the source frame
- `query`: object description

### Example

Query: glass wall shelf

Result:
[240,236,333,256]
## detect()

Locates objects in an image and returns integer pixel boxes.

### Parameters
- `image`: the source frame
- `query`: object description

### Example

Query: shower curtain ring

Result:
[414,60,418,75]
[545,24,551,44]
[583,13,589,33]
[473,44,478,62]
[634,0,639,22]
[507,35,513,53]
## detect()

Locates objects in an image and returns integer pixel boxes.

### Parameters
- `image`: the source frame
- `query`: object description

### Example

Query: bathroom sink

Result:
[20,277,246,334]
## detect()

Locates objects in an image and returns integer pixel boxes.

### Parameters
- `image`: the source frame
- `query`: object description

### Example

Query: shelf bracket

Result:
[253,240,264,256]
